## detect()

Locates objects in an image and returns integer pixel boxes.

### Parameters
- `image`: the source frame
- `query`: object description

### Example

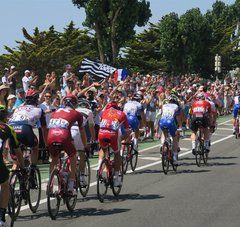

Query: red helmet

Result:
[105,101,119,110]
[25,89,39,105]
[63,93,78,108]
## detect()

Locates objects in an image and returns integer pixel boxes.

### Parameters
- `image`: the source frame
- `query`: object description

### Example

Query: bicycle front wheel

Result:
[195,142,203,167]
[78,158,91,197]
[47,169,61,220]
[130,145,138,172]
[66,175,78,212]
[97,159,109,203]
[28,166,41,213]
[8,172,22,219]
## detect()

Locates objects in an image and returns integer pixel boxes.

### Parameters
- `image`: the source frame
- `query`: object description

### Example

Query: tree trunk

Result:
[94,22,105,63]
[111,7,121,65]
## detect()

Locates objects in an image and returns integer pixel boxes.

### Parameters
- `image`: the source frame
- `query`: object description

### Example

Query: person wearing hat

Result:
[22,70,38,92]
[0,84,10,107]
[14,88,25,109]
[8,66,18,95]
[7,94,16,115]
[1,68,9,85]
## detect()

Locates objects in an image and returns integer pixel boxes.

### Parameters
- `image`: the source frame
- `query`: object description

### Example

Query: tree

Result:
[72,0,151,64]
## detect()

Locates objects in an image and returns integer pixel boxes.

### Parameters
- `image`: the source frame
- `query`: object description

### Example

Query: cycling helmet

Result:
[0,105,8,121]
[78,98,91,109]
[196,92,205,100]
[63,93,78,108]
[105,101,119,110]
[25,89,39,105]
[168,94,179,105]
[133,93,142,101]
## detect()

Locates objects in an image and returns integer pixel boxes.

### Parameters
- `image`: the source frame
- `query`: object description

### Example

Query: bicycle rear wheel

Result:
[8,182,16,223]
[97,159,109,203]
[161,143,170,174]
[8,172,22,219]
[121,145,129,174]
[47,169,61,220]
[112,161,124,197]
[28,166,41,213]
[66,175,78,212]
[130,147,138,172]
[195,141,203,167]
[78,158,91,197]
[203,150,208,165]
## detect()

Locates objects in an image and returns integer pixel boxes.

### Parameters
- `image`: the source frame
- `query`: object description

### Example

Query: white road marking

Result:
[217,128,232,131]
[139,157,160,161]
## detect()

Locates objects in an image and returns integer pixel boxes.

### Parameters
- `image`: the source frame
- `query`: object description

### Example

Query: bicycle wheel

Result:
[171,152,178,172]
[97,159,109,203]
[66,174,78,212]
[78,158,91,197]
[47,169,61,220]
[28,166,41,213]
[8,172,22,219]
[130,147,138,172]
[203,150,208,165]
[121,145,129,174]
[161,143,169,174]
[8,183,16,223]
[195,141,202,167]
[112,161,124,197]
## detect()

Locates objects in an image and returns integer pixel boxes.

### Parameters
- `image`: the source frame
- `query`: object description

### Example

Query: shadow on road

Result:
[176,169,211,174]
[133,169,162,175]
[118,193,164,202]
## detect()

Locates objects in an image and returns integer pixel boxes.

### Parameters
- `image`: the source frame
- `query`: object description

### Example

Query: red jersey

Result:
[48,107,83,130]
[100,107,129,132]
[191,100,211,117]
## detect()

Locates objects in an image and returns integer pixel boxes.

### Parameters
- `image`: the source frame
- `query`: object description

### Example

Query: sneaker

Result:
[0,221,9,227]
[192,149,196,155]
[113,175,122,187]
[79,175,87,188]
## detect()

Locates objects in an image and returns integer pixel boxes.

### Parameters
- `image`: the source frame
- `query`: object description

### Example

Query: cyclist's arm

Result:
[39,110,48,144]
[88,112,96,141]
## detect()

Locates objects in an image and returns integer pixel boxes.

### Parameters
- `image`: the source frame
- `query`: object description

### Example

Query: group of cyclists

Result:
[0,72,240,226]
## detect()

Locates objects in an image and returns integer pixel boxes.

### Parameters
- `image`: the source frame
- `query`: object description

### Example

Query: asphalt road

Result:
[7,118,240,227]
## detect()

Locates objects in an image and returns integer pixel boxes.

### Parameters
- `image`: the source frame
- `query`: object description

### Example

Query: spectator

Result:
[7,94,17,115]
[8,66,18,94]
[22,70,38,92]
[0,84,10,106]
[1,68,9,85]
[14,88,25,108]
[52,95,61,109]
[82,73,90,88]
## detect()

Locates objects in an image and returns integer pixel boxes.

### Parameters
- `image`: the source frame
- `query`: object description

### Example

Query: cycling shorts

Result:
[98,129,121,152]
[127,114,140,132]
[10,124,38,150]
[190,116,209,132]
[47,128,76,158]
[233,104,240,118]
[0,154,9,184]
[159,117,177,137]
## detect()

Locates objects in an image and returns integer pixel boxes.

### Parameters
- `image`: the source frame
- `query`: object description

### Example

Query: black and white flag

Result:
[79,58,116,78]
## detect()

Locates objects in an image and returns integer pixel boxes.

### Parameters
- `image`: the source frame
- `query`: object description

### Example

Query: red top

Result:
[48,107,83,130]
[100,107,129,132]
[191,100,211,117]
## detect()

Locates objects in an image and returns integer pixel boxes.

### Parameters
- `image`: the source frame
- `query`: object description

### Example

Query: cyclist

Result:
[232,91,240,134]
[8,89,48,187]
[71,98,95,187]
[123,93,145,151]
[98,101,130,187]
[190,92,212,155]
[159,95,180,165]
[47,94,88,195]
[0,105,20,227]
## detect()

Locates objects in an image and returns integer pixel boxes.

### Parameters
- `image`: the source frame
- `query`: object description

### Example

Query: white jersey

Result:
[123,100,143,116]
[161,103,178,119]
[234,96,240,105]
[9,105,43,127]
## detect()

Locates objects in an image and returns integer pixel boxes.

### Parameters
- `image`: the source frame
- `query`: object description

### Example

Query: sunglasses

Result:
[45,95,51,98]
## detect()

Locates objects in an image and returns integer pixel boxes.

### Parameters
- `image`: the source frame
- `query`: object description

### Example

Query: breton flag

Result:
[113,68,128,82]
[79,58,116,78]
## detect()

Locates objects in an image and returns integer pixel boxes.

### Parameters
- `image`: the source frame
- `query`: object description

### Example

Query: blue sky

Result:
[0,0,235,54]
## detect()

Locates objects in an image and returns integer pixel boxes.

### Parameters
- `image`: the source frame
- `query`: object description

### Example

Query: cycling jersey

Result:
[234,96,240,105]
[9,105,46,127]
[71,107,94,151]
[159,103,179,137]
[48,107,83,157]
[191,100,211,118]
[0,122,19,184]
[123,100,143,131]
[99,107,129,152]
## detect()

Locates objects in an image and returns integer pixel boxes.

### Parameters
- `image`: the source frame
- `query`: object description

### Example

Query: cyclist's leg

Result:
[0,154,9,225]
[203,117,210,152]
[98,129,110,170]
[169,120,178,163]
[233,104,238,133]
[190,117,198,154]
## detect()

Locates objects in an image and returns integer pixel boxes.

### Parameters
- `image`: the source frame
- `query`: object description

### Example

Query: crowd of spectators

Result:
[1,64,239,164]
